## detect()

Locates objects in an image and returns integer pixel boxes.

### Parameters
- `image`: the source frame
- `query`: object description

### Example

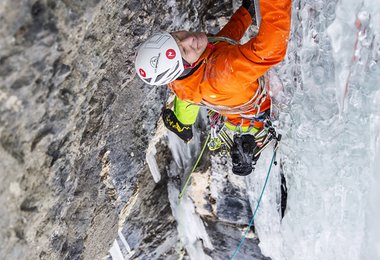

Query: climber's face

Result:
[171,31,208,64]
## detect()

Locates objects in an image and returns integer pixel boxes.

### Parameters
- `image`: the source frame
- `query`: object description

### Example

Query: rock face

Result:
[0,0,280,259]
[1,0,125,258]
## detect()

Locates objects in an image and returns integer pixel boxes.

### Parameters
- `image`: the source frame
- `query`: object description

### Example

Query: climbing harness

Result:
[208,113,281,158]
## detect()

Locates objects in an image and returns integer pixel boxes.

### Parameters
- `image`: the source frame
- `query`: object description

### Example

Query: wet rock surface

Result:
[1,0,274,259]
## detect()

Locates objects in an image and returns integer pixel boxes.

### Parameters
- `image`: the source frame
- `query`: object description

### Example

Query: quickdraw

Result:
[207,111,233,152]
[207,111,281,160]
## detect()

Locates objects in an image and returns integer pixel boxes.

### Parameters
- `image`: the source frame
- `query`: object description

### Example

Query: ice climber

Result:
[134,0,291,176]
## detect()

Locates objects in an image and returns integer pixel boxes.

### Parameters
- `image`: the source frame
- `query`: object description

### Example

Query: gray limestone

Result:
[0,0,275,259]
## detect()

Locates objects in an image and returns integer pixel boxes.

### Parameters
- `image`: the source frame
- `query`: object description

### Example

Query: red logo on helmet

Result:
[139,68,146,77]
[166,49,176,59]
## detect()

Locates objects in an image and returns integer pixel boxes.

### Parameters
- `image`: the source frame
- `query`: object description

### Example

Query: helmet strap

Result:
[207,43,216,50]
[183,63,196,69]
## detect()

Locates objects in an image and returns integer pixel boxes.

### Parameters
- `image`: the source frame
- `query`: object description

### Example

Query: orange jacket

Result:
[169,0,291,127]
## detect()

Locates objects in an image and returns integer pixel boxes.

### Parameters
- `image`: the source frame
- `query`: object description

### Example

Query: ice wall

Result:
[254,0,380,259]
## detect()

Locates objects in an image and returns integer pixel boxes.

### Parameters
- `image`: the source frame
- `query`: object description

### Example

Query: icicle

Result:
[146,145,161,183]
[145,119,168,183]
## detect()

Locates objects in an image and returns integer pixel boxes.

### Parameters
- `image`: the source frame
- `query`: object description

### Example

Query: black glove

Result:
[162,109,193,143]
[242,0,256,19]
[230,134,260,176]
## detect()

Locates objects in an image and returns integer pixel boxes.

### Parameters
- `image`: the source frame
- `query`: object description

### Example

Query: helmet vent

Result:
[155,68,170,83]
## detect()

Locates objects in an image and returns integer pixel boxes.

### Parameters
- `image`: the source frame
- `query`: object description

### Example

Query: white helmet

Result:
[135,32,184,86]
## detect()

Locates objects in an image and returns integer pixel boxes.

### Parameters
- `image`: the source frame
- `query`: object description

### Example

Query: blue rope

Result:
[230,151,277,260]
